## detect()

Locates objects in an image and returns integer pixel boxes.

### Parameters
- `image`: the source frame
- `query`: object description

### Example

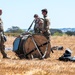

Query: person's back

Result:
[34,14,44,34]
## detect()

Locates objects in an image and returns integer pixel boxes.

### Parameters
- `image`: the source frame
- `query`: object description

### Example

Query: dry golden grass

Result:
[0,36,75,75]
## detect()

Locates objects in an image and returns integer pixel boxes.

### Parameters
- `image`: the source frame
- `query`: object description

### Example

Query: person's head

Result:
[0,9,2,15]
[34,14,39,19]
[34,14,38,18]
[41,9,48,16]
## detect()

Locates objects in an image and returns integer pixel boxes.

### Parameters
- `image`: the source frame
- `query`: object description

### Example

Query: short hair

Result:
[34,14,38,17]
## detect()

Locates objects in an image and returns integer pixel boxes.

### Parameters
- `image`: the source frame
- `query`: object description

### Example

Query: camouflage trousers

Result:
[0,42,7,58]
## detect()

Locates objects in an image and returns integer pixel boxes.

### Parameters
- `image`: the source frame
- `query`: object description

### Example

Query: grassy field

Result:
[0,36,75,75]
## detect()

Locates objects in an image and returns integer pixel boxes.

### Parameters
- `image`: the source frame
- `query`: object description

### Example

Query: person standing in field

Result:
[0,9,9,58]
[41,9,51,40]
[41,9,53,53]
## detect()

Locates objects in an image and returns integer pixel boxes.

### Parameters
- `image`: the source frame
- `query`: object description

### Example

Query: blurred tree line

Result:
[5,26,75,36]
[5,26,25,36]
[65,31,75,36]
[6,26,24,33]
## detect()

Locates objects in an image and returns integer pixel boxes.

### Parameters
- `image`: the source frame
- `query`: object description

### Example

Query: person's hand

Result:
[41,30,46,33]
[39,21,43,24]
[40,31,43,34]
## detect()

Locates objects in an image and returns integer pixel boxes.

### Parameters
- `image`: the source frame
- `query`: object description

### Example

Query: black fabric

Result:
[59,56,75,62]
[15,37,26,58]
[59,49,75,62]
[51,46,63,50]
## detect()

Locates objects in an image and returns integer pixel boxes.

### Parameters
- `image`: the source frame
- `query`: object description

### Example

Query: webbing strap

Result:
[31,36,43,56]
[25,41,50,56]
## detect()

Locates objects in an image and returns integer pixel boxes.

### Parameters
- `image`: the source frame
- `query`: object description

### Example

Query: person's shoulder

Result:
[39,18,44,23]
[45,16,50,22]
[38,17,43,20]
[45,16,50,19]
[0,17,2,20]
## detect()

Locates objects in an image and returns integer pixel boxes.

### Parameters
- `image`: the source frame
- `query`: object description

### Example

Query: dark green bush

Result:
[53,32,63,36]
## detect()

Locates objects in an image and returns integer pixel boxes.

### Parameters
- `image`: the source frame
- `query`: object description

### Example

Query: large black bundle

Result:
[13,33,51,59]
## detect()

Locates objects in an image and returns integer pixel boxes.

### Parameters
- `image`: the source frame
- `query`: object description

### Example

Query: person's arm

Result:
[45,17,50,30]
[39,19,44,24]
[0,18,4,33]
[42,17,50,33]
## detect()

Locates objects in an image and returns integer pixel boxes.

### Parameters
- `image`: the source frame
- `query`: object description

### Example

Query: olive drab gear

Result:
[43,15,51,40]
[43,16,50,31]
[0,18,3,32]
